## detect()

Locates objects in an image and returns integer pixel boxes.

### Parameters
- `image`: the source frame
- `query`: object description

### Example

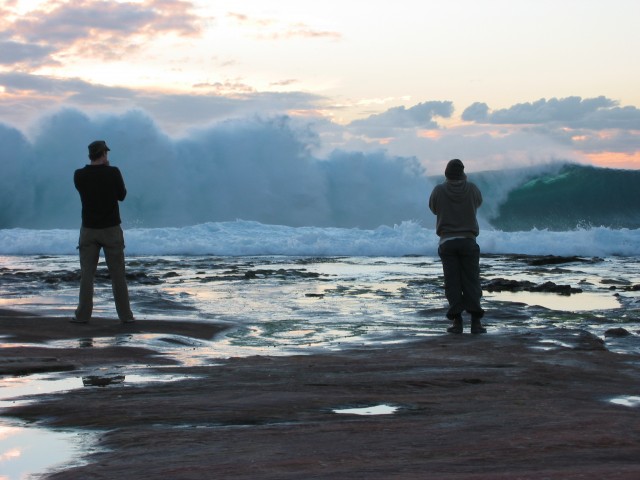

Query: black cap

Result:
[445,159,466,180]
[88,140,110,157]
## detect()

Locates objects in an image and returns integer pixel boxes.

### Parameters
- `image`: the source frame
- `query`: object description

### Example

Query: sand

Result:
[1,308,640,479]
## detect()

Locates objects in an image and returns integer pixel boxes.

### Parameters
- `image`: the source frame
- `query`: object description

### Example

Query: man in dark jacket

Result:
[72,140,134,324]
[429,159,485,334]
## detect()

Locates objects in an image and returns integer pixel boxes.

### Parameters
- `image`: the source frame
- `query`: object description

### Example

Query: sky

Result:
[1,0,640,171]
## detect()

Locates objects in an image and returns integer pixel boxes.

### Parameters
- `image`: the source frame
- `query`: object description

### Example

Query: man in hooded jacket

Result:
[429,159,486,334]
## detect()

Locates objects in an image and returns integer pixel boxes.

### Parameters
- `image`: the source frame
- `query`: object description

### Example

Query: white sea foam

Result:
[0,109,569,232]
[1,221,639,257]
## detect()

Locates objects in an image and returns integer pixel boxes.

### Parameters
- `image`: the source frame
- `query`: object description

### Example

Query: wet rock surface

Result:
[521,255,603,266]
[605,327,633,337]
[485,278,583,294]
[1,311,640,479]
[0,312,227,375]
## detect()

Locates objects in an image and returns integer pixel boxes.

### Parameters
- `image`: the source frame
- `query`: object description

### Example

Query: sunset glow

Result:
[584,152,640,169]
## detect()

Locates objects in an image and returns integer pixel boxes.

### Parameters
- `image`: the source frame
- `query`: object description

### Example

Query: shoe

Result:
[120,318,135,324]
[70,317,88,324]
[471,317,487,334]
[447,314,463,334]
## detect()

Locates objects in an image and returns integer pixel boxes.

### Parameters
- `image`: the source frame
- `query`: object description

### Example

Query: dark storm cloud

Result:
[348,101,454,138]
[462,96,640,130]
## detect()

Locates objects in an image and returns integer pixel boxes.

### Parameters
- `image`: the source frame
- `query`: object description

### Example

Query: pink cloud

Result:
[227,11,341,41]
[3,0,204,65]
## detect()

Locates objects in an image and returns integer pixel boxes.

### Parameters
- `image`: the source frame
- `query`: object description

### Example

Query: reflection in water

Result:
[0,374,82,408]
[82,375,125,387]
[2,255,638,358]
[0,254,638,478]
[486,291,620,311]
[334,404,399,415]
[0,371,199,409]
[609,396,640,407]
[2,254,637,478]
[0,422,89,480]
[0,371,200,478]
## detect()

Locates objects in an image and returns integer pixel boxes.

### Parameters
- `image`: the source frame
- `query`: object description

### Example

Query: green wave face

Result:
[489,164,640,231]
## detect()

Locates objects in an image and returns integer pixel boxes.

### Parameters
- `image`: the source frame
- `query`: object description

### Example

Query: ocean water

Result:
[476,163,640,231]
[5,102,640,480]
[2,162,640,479]
[1,219,640,257]
[2,163,640,257]
[1,251,639,359]
[1,252,639,480]
[1,162,640,357]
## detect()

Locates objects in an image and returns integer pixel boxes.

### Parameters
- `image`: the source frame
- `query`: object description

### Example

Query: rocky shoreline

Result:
[1,308,640,479]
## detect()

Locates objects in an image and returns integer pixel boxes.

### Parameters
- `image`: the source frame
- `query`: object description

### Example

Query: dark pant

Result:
[75,225,134,322]
[438,238,484,320]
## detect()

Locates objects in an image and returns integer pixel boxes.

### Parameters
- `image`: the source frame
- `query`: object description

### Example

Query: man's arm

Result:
[73,169,81,192]
[473,184,483,208]
[428,187,439,214]
[114,168,127,201]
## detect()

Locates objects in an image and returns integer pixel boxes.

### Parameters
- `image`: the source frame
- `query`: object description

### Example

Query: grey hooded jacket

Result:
[429,179,482,240]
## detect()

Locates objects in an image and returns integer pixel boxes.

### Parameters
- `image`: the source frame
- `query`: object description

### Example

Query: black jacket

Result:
[74,164,127,228]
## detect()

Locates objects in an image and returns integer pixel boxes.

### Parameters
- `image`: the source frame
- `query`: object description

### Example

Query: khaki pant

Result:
[75,225,134,322]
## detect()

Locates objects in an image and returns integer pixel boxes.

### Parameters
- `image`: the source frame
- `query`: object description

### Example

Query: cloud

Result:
[2,0,203,66]
[0,70,638,170]
[227,11,342,41]
[462,96,640,130]
[0,71,115,95]
[262,24,342,41]
[192,80,256,95]
[581,105,640,130]
[139,90,326,132]
[556,128,640,154]
[347,101,454,138]
[460,102,489,122]
[0,72,326,133]
[270,79,299,87]
[457,96,640,158]
[0,40,56,66]
[335,121,580,175]
[227,12,275,28]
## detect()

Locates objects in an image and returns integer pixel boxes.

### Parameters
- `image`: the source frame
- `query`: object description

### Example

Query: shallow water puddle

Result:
[530,339,574,351]
[0,372,198,478]
[0,422,89,480]
[0,372,198,408]
[334,404,399,415]
[0,374,81,408]
[609,396,640,407]
[487,291,620,311]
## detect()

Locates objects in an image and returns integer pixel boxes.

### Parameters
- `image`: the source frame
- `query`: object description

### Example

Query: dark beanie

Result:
[445,159,466,180]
